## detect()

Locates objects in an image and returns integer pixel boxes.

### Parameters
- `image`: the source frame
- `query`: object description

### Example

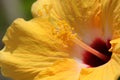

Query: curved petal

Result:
[79,54,120,80]
[33,59,81,80]
[32,0,52,18]
[0,18,73,80]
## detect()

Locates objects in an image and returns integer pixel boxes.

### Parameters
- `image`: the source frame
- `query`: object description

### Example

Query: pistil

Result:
[73,38,108,62]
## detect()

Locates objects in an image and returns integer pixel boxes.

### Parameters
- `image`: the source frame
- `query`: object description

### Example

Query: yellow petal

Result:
[32,0,102,36]
[32,0,118,44]
[110,38,120,54]
[34,59,81,80]
[79,53,120,80]
[0,18,74,80]
[32,0,52,18]
[112,0,120,38]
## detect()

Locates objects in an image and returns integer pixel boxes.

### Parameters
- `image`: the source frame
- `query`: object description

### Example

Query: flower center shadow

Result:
[83,38,112,67]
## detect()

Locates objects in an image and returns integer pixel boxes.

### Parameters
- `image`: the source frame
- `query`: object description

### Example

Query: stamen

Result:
[73,38,107,62]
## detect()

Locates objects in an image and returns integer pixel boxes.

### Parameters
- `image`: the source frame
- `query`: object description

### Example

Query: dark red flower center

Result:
[83,38,112,67]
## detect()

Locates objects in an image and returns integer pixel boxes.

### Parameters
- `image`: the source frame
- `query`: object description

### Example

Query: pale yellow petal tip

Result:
[4,18,25,31]
[2,18,28,44]
[31,0,52,18]
[109,38,120,54]
[11,18,25,25]
[31,0,42,17]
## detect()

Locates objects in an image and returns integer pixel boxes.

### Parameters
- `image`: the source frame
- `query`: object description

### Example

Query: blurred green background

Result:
[0,0,36,80]
[0,0,36,49]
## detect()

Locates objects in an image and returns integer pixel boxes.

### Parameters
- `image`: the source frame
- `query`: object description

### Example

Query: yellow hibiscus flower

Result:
[0,0,120,80]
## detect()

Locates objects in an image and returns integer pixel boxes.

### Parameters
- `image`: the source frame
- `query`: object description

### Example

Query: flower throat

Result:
[73,38,112,67]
